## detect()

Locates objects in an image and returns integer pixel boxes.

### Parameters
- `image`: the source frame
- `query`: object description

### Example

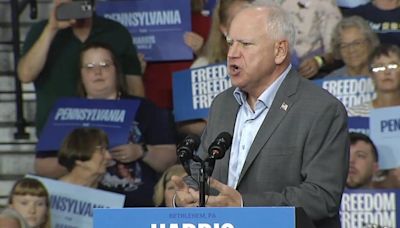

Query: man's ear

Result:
[219,24,228,37]
[274,40,289,65]
[373,162,379,173]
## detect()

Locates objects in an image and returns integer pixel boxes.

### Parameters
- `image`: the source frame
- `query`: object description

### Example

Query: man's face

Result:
[226,8,278,95]
[346,140,378,188]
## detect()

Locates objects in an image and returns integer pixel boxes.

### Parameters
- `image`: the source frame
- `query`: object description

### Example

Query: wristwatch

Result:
[141,143,149,159]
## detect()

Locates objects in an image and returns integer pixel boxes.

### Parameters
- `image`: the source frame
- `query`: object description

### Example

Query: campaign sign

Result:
[96,0,192,61]
[36,98,140,151]
[203,0,217,13]
[370,106,400,170]
[27,175,125,228]
[341,189,399,228]
[348,116,370,135]
[94,207,296,228]
[314,76,376,109]
[172,63,231,122]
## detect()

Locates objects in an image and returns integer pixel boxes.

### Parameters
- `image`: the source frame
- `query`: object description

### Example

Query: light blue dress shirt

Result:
[228,65,292,188]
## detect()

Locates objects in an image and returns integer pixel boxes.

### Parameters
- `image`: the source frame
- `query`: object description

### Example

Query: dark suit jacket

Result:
[196,69,349,228]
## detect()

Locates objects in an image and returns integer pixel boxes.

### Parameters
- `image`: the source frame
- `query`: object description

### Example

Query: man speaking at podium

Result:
[172,1,349,228]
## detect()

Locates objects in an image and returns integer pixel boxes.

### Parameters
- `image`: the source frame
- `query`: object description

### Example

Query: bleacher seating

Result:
[0,0,51,208]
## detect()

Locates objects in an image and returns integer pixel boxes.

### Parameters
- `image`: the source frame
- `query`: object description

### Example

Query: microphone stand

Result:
[192,155,214,207]
[199,161,206,207]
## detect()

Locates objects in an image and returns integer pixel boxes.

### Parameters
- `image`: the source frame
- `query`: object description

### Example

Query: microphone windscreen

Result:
[208,132,232,159]
[177,134,200,159]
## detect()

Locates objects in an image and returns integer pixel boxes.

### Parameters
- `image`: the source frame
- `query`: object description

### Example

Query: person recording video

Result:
[18,0,144,140]
[172,1,349,228]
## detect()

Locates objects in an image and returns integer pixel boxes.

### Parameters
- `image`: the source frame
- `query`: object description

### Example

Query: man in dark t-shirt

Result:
[346,1,400,46]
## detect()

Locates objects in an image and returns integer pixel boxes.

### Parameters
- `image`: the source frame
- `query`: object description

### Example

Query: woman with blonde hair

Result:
[192,0,251,68]
[179,0,251,137]
[0,178,51,228]
[153,164,186,207]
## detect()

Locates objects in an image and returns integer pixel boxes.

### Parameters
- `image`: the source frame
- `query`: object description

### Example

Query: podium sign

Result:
[94,207,307,228]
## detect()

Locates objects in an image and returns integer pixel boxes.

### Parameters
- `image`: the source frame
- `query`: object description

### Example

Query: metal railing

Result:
[9,0,37,139]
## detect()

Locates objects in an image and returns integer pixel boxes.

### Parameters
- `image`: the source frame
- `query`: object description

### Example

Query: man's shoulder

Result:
[95,15,128,31]
[347,2,374,15]
[212,87,236,102]
[121,95,154,110]
[296,73,344,107]
[27,20,48,32]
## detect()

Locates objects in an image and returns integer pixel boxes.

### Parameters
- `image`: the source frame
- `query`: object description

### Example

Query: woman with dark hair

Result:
[347,44,400,116]
[58,127,111,188]
[78,42,177,207]
[31,42,177,207]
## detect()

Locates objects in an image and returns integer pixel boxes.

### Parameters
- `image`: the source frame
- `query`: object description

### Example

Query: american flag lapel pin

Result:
[280,102,288,111]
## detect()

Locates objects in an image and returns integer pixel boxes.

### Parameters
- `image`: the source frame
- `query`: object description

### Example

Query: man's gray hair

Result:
[249,0,296,52]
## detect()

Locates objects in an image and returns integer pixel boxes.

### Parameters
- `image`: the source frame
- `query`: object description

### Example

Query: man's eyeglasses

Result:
[339,39,368,50]
[370,63,399,73]
[82,61,114,72]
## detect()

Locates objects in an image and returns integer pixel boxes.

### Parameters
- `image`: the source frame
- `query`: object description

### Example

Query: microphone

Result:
[206,132,232,177]
[177,134,200,176]
[208,132,233,160]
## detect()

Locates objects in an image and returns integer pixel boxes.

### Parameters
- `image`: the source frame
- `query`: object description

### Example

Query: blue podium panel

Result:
[94,207,296,228]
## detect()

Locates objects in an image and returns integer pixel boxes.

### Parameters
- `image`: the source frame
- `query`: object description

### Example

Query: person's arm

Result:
[110,143,176,173]
[18,0,75,83]
[126,75,145,97]
[143,144,176,172]
[298,53,335,79]
[298,2,342,79]
[34,156,68,178]
[18,25,56,83]
[184,31,204,56]
[319,1,342,60]
[0,217,21,228]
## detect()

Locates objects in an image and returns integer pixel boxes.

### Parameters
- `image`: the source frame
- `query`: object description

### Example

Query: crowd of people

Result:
[1,0,399,227]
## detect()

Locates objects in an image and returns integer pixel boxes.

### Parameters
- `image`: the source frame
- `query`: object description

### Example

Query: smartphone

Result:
[56,1,93,20]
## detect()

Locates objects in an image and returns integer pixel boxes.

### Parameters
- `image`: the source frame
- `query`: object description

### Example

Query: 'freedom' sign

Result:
[314,76,376,109]
[173,63,231,121]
